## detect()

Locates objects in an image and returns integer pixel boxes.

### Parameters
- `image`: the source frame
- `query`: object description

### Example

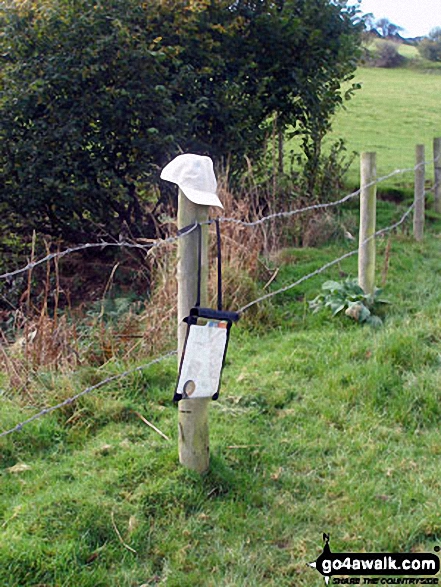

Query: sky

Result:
[357,0,440,38]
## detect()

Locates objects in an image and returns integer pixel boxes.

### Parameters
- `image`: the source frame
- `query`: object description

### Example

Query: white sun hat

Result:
[160,153,223,209]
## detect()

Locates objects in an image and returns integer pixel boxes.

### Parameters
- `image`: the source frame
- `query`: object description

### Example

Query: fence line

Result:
[0,227,199,282]
[0,154,437,439]
[214,161,427,228]
[0,157,436,283]
[237,201,415,314]
[0,350,177,439]
[0,200,417,439]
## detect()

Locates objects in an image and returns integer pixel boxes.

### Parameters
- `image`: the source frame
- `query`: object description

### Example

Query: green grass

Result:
[2,213,441,585]
[397,43,420,60]
[327,67,441,188]
[2,56,441,587]
[286,59,441,193]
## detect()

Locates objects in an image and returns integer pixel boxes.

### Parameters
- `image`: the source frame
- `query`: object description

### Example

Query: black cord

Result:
[195,223,202,307]
[215,219,222,311]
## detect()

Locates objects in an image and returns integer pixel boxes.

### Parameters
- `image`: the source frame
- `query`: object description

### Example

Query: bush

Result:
[374,42,404,68]
[0,0,363,242]
[418,28,441,62]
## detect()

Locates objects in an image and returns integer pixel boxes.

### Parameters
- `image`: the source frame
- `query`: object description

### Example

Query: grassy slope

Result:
[2,216,441,586]
[327,66,441,188]
[285,50,441,190]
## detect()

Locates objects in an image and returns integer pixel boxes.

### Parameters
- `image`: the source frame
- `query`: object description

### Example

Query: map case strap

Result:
[174,219,239,402]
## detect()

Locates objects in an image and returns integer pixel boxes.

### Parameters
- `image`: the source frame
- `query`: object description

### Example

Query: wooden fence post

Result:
[177,189,210,474]
[434,137,441,215]
[413,144,425,242]
[358,152,377,296]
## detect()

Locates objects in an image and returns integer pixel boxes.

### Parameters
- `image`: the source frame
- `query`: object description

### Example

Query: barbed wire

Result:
[0,350,177,439]
[0,226,199,282]
[215,153,440,229]
[213,162,424,228]
[237,202,415,314]
[0,184,429,437]
[0,157,436,282]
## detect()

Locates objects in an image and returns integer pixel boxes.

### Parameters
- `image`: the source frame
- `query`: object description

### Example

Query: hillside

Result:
[327,65,441,188]
[285,49,441,191]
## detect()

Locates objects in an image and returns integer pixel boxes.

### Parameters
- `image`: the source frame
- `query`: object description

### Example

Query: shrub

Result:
[374,42,404,68]
[418,28,441,62]
[0,0,363,241]
[309,278,390,327]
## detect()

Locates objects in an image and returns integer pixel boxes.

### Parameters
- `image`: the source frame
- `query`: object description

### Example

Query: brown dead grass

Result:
[0,171,318,391]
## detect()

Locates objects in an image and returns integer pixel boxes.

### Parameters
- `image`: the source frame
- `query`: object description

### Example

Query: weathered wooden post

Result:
[161,154,223,474]
[433,137,441,215]
[358,152,377,296]
[177,191,210,473]
[413,144,425,242]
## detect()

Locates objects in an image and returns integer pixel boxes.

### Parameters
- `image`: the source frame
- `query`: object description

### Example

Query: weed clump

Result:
[309,278,389,327]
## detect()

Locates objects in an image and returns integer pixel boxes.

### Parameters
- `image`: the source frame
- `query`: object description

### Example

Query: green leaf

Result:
[351,283,365,296]
[358,304,372,323]
[322,280,343,292]
[375,298,391,305]
[366,315,383,328]
[330,302,345,316]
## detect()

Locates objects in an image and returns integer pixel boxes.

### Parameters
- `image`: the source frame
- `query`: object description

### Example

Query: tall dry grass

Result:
[0,170,326,393]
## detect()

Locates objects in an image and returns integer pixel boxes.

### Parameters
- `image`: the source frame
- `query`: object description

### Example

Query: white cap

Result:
[160,154,223,209]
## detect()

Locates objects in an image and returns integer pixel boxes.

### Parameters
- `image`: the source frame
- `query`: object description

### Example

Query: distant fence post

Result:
[358,152,377,296]
[434,137,441,215]
[177,189,210,474]
[413,144,425,242]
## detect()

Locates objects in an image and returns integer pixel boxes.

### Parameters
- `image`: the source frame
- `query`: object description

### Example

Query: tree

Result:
[0,0,363,240]
[418,27,441,62]
[376,18,403,38]
[374,41,404,68]
[0,0,180,240]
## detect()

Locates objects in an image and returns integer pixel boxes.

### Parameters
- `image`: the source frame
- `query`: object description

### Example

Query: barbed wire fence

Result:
[0,351,177,439]
[0,156,437,283]
[0,152,439,440]
[237,201,415,314]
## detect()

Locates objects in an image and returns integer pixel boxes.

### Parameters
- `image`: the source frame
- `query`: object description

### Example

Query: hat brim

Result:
[180,186,224,209]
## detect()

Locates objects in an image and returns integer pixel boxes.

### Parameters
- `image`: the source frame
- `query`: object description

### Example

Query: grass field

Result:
[2,204,441,585]
[327,66,441,188]
[286,56,441,191]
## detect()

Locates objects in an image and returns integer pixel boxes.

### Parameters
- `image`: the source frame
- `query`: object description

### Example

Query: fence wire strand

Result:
[237,202,415,314]
[0,350,177,439]
[0,156,437,437]
[214,162,425,228]
[0,157,435,282]
[0,197,418,438]
[0,226,199,282]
